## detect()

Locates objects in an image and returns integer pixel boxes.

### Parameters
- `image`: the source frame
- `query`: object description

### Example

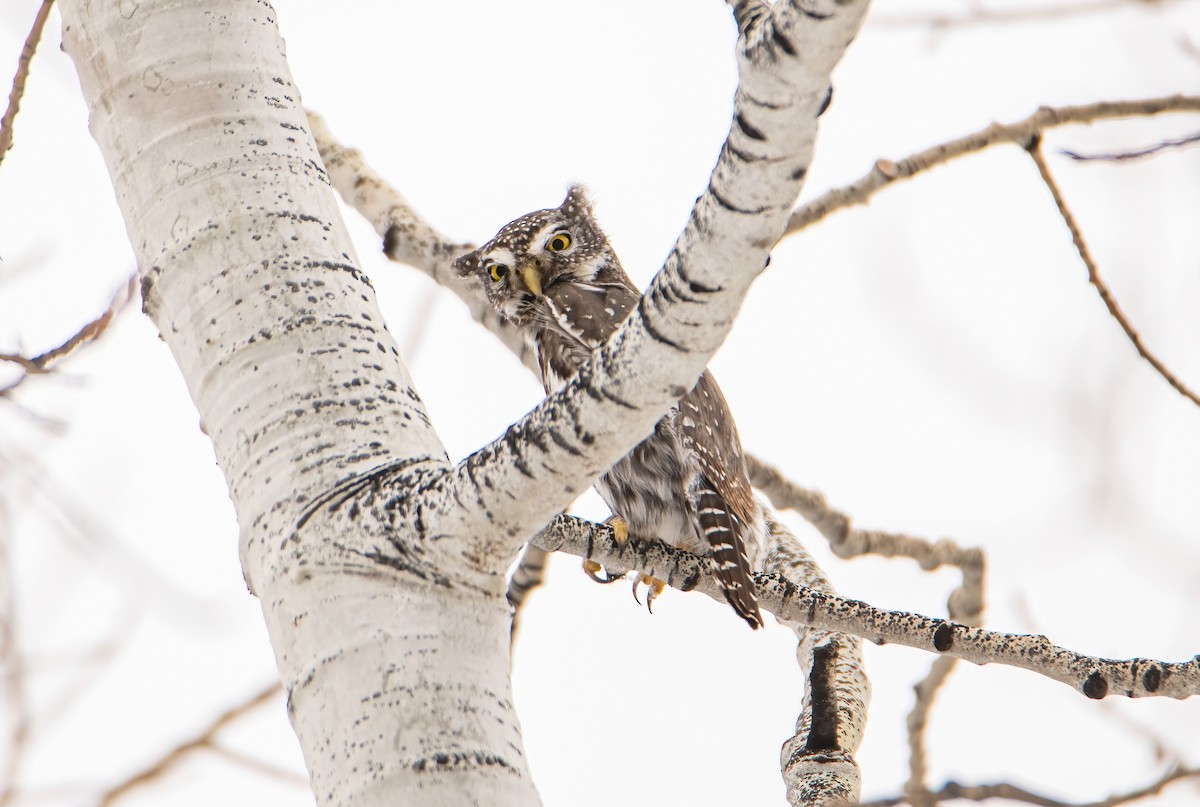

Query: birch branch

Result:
[309,0,873,563]
[419,0,873,555]
[532,515,1200,701]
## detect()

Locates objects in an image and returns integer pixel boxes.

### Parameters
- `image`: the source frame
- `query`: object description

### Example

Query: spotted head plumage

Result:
[453,186,633,336]
[456,187,764,630]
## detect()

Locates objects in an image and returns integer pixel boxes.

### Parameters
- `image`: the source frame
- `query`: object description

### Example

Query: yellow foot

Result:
[631,573,667,613]
[582,558,623,584]
[606,516,629,545]
[582,516,631,584]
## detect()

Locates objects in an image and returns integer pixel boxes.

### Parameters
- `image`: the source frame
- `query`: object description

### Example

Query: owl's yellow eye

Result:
[488,263,508,282]
[546,232,572,252]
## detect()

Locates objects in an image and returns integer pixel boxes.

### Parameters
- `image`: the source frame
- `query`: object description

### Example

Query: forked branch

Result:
[1025,137,1200,407]
[784,96,1200,410]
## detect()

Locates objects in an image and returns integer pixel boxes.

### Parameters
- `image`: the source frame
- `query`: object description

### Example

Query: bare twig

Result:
[785,95,1200,236]
[1182,35,1200,63]
[1025,138,1200,408]
[871,0,1186,30]
[0,273,136,396]
[0,500,29,807]
[205,742,308,787]
[1061,131,1200,162]
[1096,699,1186,765]
[859,763,1200,807]
[904,656,957,807]
[97,682,282,806]
[0,0,55,169]
[32,624,133,739]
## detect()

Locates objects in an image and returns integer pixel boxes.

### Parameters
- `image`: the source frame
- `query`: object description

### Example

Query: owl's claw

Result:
[582,559,624,584]
[581,516,631,583]
[631,573,667,613]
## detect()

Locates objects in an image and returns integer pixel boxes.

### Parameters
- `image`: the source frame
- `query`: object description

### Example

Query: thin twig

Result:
[871,0,1184,30]
[1061,131,1200,162]
[859,764,1200,807]
[904,656,957,807]
[0,273,136,396]
[31,623,133,739]
[0,0,55,169]
[784,95,1200,235]
[1182,35,1200,64]
[1026,138,1200,408]
[1096,699,1185,765]
[97,682,282,806]
[205,742,308,787]
[0,501,29,807]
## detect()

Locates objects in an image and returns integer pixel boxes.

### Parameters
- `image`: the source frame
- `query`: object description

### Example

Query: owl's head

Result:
[454,185,619,330]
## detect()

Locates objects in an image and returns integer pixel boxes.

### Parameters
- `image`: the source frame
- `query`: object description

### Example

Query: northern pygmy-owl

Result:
[454,187,764,629]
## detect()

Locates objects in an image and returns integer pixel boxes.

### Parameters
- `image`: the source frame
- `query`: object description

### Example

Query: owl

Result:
[454,186,764,629]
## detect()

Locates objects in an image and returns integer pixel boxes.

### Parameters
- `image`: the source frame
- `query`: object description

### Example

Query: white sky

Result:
[2,1,1199,805]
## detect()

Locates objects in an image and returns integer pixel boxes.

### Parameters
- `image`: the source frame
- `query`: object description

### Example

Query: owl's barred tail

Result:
[696,484,764,630]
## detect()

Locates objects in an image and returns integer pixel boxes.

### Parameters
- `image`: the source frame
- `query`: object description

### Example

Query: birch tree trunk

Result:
[61,2,540,804]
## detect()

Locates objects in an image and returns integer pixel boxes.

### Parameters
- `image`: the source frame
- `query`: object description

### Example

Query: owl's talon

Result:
[582,559,623,584]
[631,573,666,612]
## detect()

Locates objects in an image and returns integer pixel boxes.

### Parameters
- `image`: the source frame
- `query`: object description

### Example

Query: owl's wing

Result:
[543,280,639,348]
[679,371,763,629]
[537,281,641,392]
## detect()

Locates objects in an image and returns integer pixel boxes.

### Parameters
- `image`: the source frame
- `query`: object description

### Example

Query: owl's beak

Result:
[518,260,543,296]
